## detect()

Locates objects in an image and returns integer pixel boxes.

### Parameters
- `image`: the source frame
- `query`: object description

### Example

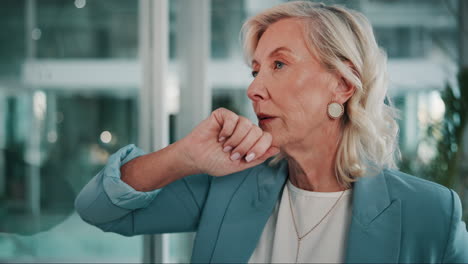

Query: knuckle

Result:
[263,131,272,141]
[223,119,234,130]
[248,141,261,152]
[252,126,263,136]
[235,136,254,154]
[225,116,238,129]
[231,140,246,152]
[256,136,271,151]
[228,113,239,124]
[256,137,268,148]
[214,108,239,124]
[238,116,249,124]
[213,107,226,117]
[239,117,253,130]
[232,114,240,123]
[220,123,230,133]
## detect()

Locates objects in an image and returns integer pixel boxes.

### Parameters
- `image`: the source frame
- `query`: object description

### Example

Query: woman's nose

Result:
[247,78,269,102]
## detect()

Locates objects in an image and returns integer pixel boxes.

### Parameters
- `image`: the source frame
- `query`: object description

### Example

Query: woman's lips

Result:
[256,113,277,126]
[258,117,276,126]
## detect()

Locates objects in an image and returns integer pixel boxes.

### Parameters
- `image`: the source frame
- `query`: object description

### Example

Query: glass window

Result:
[1,0,465,262]
[36,0,138,58]
[0,0,142,262]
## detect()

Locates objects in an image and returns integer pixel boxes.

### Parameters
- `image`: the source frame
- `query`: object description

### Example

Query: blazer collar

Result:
[255,162,396,227]
[350,169,392,225]
[344,169,402,263]
[202,162,401,263]
[204,161,289,263]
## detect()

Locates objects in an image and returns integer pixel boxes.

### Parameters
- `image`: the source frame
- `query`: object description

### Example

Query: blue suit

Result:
[75,144,468,263]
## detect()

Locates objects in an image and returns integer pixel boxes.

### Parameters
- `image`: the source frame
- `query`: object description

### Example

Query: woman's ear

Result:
[336,77,355,103]
[335,60,357,103]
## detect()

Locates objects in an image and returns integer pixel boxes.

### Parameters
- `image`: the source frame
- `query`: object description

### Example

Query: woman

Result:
[75,2,468,263]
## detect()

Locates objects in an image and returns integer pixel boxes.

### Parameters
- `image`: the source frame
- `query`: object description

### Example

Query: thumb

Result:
[256,146,280,161]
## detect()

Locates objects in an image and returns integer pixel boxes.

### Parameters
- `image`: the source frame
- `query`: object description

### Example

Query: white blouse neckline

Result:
[286,178,353,198]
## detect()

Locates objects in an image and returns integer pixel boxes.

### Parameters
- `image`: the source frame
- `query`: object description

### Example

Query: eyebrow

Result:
[251,47,294,66]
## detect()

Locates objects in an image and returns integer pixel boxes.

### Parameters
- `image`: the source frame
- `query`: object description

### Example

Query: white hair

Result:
[241,1,400,188]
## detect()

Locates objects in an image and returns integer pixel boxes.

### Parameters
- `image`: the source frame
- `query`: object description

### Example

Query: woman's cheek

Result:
[271,69,283,81]
[266,72,286,93]
[293,69,314,89]
[272,72,298,97]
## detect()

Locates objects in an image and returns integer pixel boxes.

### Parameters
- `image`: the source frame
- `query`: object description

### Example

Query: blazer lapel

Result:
[196,163,401,263]
[208,161,288,263]
[190,168,253,263]
[344,170,402,263]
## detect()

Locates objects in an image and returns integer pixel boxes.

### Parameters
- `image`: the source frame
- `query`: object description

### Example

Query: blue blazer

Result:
[75,144,468,263]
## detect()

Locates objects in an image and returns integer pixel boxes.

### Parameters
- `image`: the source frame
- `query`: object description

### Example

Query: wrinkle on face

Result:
[248,18,338,148]
[246,17,351,192]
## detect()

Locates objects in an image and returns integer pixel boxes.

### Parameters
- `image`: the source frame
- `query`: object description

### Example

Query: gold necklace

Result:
[287,182,346,263]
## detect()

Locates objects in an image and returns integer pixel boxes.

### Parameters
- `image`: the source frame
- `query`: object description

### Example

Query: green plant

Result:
[424,68,468,189]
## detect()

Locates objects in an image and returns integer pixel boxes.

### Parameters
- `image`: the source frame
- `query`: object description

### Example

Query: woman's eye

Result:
[274,61,285,70]
[251,71,258,78]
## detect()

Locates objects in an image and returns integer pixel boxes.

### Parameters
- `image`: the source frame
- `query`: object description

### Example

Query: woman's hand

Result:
[180,108,280,177]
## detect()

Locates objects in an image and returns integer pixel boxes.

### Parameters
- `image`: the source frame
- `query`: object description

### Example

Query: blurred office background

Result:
[0,0,467,262]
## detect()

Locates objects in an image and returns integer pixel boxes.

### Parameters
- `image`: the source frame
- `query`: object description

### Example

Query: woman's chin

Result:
[270,136,282,149]
[259,125,284,148]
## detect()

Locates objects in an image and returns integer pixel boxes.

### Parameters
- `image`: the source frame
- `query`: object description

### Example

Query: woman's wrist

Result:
[119,140,201,192]
[169,139,203,179]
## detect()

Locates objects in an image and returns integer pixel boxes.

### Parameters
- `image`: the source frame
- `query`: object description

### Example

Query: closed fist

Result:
[181,108,280,176]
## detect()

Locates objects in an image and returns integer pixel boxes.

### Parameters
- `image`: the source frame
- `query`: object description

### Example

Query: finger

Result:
[256,146,280,161]
[229,126,263,161]
[240,146,280,168]
[222,117,253,152]
[243,131,273,163]
[213,108,239,142]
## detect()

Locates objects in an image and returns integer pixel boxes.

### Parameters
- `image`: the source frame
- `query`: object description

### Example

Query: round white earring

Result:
[327,101,344,119]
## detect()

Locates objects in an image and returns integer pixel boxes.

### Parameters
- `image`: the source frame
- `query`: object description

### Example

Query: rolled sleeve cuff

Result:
[102,144,161,210]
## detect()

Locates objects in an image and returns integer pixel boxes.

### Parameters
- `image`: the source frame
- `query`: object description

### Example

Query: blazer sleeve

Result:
[74,144,212,236]
[442,189,468,263]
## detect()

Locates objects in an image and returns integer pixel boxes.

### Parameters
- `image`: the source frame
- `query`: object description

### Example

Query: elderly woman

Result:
[75,2,468,263]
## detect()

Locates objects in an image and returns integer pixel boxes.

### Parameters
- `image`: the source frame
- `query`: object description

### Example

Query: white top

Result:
[248,179,353,263]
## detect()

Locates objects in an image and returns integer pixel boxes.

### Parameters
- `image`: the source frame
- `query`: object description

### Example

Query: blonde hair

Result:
[241,1,400,188]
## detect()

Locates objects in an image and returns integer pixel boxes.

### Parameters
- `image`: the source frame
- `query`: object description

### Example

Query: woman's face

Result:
[247,18,339,148]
